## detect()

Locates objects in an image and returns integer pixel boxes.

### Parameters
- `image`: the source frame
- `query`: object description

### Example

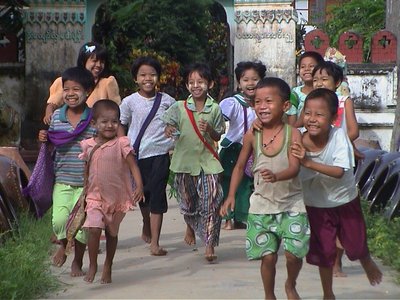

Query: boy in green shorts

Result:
[220,77,310,300]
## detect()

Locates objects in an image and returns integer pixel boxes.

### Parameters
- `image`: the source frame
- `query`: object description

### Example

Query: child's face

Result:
[136,64,158,97]
[186,71,212,100]
[299,57,318,84]
[62,80,87,108]
[303,97,335,137]
[238,68,261,99]
[93,109,119,141]
[254,86,289,125]
[85,54,105,80]
[313,69,339,91]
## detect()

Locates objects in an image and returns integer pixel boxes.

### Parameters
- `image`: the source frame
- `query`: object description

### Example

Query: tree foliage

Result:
[93,0,228,98]
[323,0,385,61]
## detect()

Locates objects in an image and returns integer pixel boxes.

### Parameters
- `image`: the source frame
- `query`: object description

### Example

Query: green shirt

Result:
[162,96,225,176]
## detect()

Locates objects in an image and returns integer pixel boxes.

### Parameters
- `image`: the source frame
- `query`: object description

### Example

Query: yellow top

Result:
[46,75,121,107]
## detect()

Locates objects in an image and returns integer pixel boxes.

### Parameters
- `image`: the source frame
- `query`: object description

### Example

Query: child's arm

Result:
[344,97,359,141]
[43,103,58,125]
[291,141,344,178]
[126,152,144,204]
[220,131,253,217]
[287,114,297,126]
[198,119,221,141]
[294,110,305,128]
[260,127,301,183]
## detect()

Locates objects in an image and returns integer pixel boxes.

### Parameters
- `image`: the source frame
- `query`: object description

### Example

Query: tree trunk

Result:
[386,0,400,151]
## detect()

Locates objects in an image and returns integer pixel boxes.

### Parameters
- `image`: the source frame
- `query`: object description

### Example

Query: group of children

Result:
[37,41,382,298]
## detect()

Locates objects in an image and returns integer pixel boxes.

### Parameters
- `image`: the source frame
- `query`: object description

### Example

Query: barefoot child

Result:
[291,88,382,299]
[163,63,225,262]
[220,77,310,299]
[219,61,266,230]
[38,67,96,276]
[119,56,175,256]
[80,100,144,284]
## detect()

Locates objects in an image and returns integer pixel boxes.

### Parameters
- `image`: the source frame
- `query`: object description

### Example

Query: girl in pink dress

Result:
[80,99,144,284]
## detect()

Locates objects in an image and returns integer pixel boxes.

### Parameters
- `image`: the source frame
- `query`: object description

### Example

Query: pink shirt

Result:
[80,136,135,214]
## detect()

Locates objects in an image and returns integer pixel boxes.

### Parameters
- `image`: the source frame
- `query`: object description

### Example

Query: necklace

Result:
[263,125,284,149]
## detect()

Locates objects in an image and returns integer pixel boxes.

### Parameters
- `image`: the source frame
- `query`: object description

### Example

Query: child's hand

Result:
[260,169,277,183]
[251,118,262,132]
[132,186,144,205]
[38,130,48,142]
[198,118,210,133]
[220,196,235,217]
[43,113,52,125]
[165,125,177,138]
[291,141,306,159]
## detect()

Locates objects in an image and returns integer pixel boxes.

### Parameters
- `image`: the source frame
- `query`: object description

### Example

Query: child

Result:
[312,60,363,276]
[119,56,175,256]
[38,67,96,276]
[287,51,324,127]
[219,61,266,230]
[80,100,144,284]
[220,77,309,299]
[44,42,121,124]
[291,88,382,299]
[163,63,226,262]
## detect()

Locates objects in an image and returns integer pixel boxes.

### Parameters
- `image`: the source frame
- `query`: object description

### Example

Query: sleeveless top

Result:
[333,95,348,130]
[249,124,305,214]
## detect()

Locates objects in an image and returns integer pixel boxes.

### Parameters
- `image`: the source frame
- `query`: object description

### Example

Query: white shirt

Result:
[300,127,358,208]
[119,92,175,159]
[219,96,256,145]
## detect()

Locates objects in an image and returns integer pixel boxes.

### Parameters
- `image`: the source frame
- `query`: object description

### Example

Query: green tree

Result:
[323,0,385,61]
[93,0,228,98]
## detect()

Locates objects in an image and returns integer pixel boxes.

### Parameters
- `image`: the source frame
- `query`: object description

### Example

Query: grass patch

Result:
[0,211,59,299]
[362,201,400,282]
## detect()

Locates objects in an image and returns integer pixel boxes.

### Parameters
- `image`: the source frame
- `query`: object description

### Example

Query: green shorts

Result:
[52,183,87,244]
[246,212,310,260]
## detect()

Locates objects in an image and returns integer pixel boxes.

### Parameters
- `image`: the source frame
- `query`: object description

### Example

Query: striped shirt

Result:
[49,105,96,186]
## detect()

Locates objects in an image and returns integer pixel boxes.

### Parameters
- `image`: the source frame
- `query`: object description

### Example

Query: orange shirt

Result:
[47,76,121,107]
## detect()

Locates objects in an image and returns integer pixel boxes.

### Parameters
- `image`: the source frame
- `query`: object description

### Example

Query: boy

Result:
[220,77,309,299]
[39,67,96,276]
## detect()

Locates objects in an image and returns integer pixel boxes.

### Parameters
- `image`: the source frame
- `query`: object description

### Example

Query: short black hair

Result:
[255,77,291,102]
[305,88,339,116]
[312,61,344,84]
[234,61,266,82]
[131,56,162,79]
[298,51,324,67]
[76,42,110,79]
[92,99,120,120]
[184,63,213,84]
[61,67,95,92]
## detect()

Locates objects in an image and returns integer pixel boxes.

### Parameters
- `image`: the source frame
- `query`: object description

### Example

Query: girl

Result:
[44,42,121,124]
[163,63,225,262]
[80,100,144,284]
[38,67,96,276]
[119,56,175,256]
[219,61,266,230]
[291,88,382,299]
[287,51,324,127]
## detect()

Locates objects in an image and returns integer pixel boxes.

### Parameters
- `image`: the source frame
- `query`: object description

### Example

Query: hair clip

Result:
[85,45,96,53]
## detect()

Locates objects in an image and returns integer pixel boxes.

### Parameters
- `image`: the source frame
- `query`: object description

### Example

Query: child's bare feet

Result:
[70,260,85,277]
[222,219,233,230]
[205,245,217,263]
[141,220,151,244]
[150,246,168,256]
[360,256,383,286]
[52,246,67,267]
[83,264,97,283]
[101,262,112,284]
[333,267,347,277]
[285,280,301,300]
[184,225,196,245]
